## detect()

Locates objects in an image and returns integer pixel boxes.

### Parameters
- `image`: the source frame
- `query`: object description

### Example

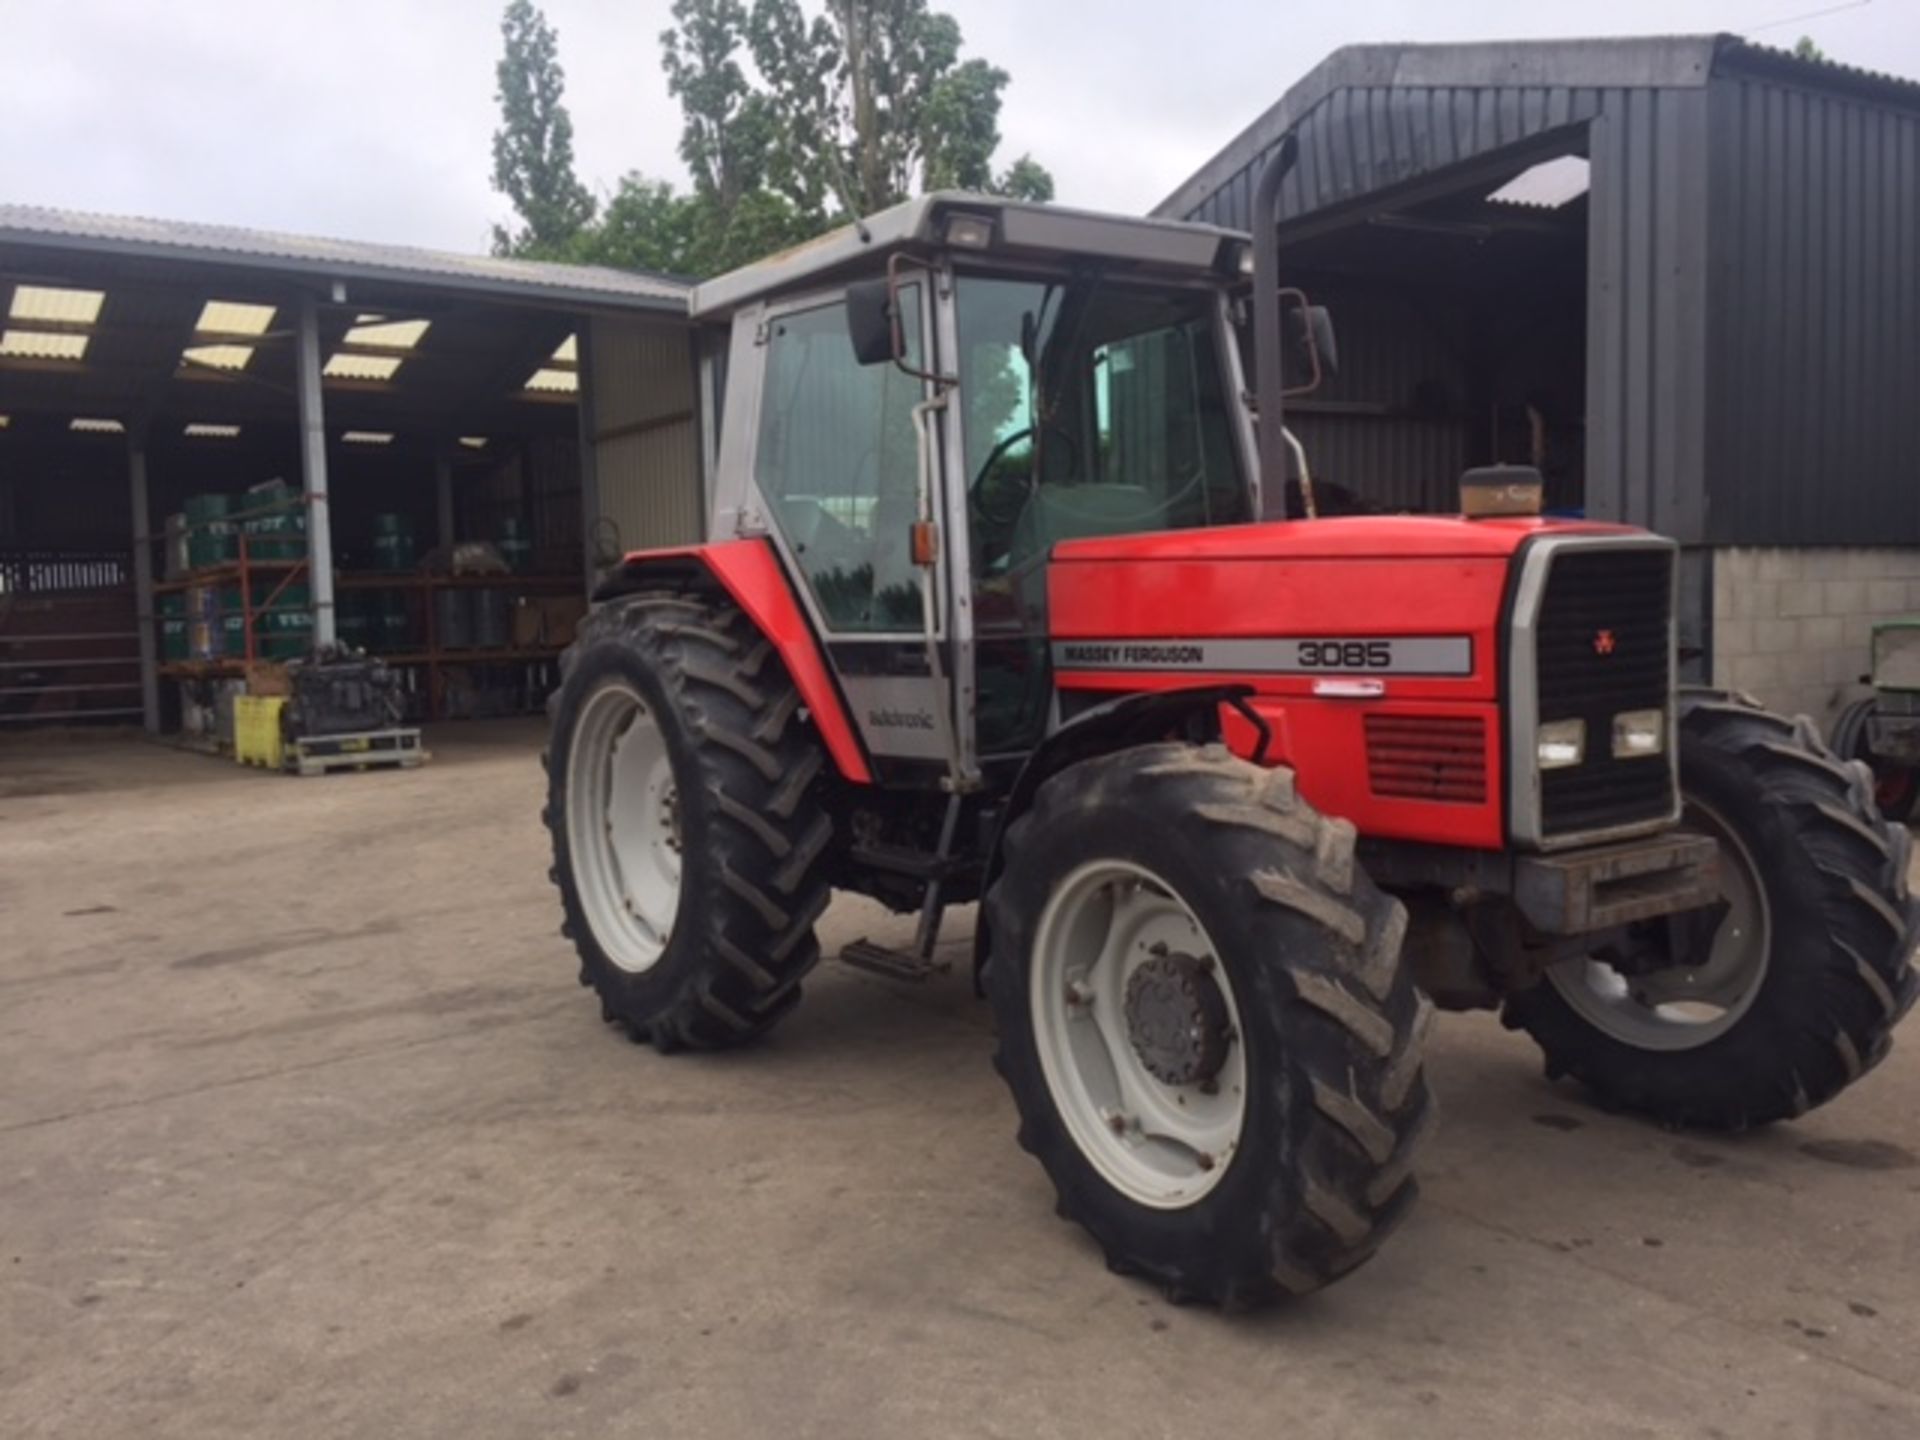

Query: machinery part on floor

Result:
[986,743,1433,1306]
[282,648,404,739]
[1504,695,1919,1128]
[545,590,835,1051]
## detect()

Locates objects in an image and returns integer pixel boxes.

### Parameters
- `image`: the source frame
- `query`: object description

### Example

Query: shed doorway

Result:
[1267,133,1593,519]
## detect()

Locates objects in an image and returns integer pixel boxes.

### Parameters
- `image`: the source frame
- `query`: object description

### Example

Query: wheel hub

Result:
[1124,950,1232,1087]
[567,682,682,974]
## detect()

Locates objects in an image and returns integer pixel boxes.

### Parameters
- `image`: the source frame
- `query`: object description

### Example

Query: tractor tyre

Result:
[985,743,1434,1307]
[544,590,835,1051]
[1832,696,1918,823]
[1505,694,1919,1128]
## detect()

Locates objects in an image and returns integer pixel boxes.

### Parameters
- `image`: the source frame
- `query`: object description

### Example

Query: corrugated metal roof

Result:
[1156,33,1920,222]
[0,204,690,313]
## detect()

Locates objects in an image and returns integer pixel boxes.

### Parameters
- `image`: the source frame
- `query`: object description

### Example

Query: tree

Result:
[745,0,1054,221]
[661,0,776,212]
[487,0,1053,278]
[491,0,596,257]
[995,154,1054,203]
[571,175,699,275]
[1792,36,1827,62]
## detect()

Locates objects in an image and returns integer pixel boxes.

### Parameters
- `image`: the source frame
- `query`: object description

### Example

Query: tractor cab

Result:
[690,194,1271,784]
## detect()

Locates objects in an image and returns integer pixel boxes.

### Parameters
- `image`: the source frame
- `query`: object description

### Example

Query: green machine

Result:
[1832,618,1920,821]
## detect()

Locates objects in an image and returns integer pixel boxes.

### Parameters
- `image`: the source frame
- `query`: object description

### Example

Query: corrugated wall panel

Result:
[1282,283,1472,513]
[1291,413,1465,514]
[1703,72,1920,544]
[588,316,701,551]
[1584,85,1711,539]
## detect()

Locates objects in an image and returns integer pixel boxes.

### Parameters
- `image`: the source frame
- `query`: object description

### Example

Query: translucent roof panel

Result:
[181,342,253,372]
[10,285,105,324]
[345,316,429,350]
[195,300,277,336]
[551,334,578,363]
[184,422,242,438]
[71,417,125,433]
[1488,155,1591,209]
[324,353,403,381]
[1,329,89,360]
[342,431,395,445]
[523,367,578,394]
[458,436,488,448]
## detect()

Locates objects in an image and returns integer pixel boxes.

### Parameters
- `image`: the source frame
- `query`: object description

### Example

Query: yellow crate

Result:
[233,695,287,770]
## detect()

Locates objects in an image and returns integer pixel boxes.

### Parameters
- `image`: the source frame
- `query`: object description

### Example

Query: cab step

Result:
[839,939,948,983]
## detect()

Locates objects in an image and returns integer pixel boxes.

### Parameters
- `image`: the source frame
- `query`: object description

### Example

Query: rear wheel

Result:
[1505,697,1919,1127]
[986,743,1434,1307]
[544,590,835,1050]
[1833,696,1918,823]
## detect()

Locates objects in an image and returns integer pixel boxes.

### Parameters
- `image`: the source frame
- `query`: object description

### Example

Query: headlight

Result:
[943,213,995,249]
[1537,718,1585,770]
[1612,708,1666,759]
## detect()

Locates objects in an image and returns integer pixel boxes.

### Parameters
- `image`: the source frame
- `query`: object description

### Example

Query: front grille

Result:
[1366,713,1488,803]
[1535,547,1675,839]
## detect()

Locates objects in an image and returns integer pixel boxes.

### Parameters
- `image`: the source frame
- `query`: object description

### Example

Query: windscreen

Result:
[955,274,1247,583]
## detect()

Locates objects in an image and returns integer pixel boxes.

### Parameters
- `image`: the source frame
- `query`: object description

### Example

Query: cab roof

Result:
[687,192,1246,320]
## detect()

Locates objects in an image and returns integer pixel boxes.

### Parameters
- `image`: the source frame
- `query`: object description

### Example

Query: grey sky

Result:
[2,0,1914,254]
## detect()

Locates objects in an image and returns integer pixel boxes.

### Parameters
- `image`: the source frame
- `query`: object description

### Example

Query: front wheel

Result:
[1505,697,1918,1127]
[985,743,1434,1307]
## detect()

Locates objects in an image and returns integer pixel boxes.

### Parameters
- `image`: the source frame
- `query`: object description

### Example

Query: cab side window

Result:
[753,289,926,632]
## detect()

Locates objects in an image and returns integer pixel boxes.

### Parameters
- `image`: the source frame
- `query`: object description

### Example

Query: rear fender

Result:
[973,684,1258,989]
[595,540,872,785]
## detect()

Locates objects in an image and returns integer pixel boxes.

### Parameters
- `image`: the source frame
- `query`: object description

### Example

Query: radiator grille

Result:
[1535,547,1675,838]
[1366,712,1488,804]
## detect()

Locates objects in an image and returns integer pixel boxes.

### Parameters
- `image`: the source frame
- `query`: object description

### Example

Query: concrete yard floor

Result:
[4,721,1919,1439]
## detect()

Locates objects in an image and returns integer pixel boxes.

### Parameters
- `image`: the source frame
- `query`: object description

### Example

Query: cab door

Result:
[725,281,958,778]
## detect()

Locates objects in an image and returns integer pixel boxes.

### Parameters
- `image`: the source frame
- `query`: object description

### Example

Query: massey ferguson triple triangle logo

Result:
[1593,629,1618,656]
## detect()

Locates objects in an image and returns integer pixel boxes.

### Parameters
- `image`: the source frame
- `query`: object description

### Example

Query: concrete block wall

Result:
[1711,547,1920,727]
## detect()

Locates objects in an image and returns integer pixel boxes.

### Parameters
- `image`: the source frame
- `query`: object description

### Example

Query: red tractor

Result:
[545,143,1917,1307]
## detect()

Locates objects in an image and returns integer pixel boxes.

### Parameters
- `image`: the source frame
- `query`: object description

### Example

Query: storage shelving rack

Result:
[152,496,577,720]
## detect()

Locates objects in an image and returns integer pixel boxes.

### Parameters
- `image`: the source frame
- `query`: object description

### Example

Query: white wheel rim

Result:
[1546,797,1771,1052]
[1029,859,1247,1209]
[567,682,682,973]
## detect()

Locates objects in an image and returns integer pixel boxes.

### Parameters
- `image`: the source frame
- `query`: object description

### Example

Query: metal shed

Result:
[0,208,697,734]
[1159,34,1920,722]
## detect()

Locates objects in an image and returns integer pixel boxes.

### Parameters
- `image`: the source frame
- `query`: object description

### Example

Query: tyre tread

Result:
[544,587,836,1052]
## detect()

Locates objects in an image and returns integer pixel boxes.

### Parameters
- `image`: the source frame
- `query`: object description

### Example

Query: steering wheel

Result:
[969,424,1081,528]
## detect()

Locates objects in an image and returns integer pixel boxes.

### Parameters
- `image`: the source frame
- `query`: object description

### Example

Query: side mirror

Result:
[846,279,897,367]
[1301,305,1338,381]
[1281,296,1338,394]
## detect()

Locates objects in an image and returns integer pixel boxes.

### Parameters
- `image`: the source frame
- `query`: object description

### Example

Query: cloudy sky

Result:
[1,0,1913,254]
